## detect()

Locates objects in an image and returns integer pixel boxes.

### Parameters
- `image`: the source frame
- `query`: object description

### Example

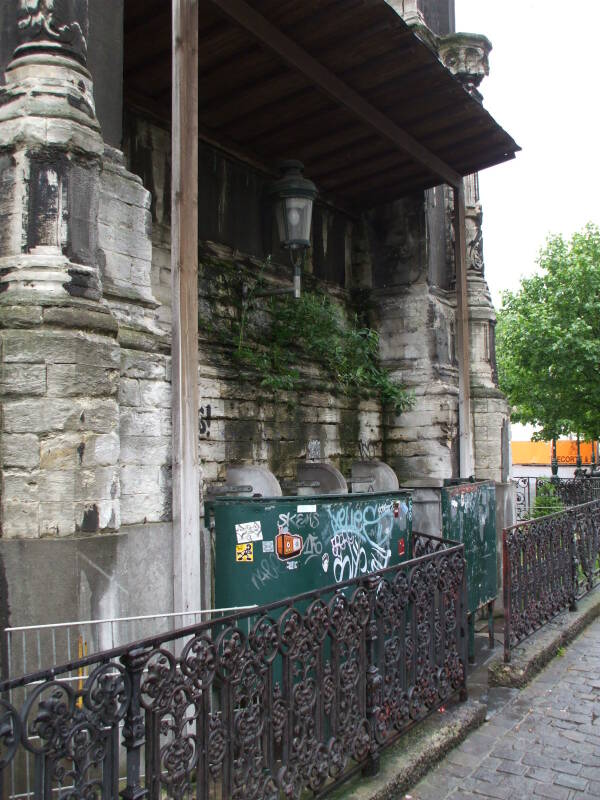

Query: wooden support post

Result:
[453,182,474,478]
[171,0,201,613]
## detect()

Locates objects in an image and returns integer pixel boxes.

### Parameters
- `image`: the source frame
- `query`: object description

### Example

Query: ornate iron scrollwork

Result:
[1,535,468,800]
[504,500,600,661]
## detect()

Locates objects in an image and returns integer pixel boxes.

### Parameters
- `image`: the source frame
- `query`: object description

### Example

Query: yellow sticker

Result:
[236,542,254,562]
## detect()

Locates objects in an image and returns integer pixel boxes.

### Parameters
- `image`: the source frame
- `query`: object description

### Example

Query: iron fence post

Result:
[503,528,511,663]
[570,514,579,612]
[460,551,468,701]
[362,574,382,778]
[551,439,558,477]
[120,646,152,800]
[0,699,20,800]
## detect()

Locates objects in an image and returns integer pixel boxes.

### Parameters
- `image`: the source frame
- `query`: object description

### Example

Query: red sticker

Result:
[276,528,304,561]
[398,538,405,556]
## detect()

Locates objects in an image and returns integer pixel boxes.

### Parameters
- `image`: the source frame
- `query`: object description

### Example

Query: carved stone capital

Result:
[438,33,492,102]
[0,1,98,145]
[15,0,88,65]
[385,1,438,51]
[391,0,426,27]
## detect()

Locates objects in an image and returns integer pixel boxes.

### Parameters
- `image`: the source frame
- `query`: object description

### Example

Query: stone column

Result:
[0,0,121,537]
[439,32,515,544]
[368,194,459,484]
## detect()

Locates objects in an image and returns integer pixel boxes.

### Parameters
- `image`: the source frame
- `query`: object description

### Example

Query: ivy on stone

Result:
[199,257,412,414]
[238,291,412,413]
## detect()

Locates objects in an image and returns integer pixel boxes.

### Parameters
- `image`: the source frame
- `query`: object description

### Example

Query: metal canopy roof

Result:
[124,0,519,209]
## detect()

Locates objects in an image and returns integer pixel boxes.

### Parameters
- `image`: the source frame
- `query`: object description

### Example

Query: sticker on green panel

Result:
[235,542,254,562]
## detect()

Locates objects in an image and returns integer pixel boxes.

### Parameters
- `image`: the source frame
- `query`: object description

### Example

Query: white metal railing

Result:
[2,606,256,800]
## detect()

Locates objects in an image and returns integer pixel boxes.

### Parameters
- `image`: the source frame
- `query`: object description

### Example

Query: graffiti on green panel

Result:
[207,492,412,608]
[441,481,497,614]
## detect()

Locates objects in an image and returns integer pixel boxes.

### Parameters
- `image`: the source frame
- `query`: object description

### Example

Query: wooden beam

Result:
[172,0,202,613]
[208,0,462,188]
[453,183,474,478]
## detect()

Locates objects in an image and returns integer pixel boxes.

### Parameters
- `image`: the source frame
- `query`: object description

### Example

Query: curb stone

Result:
[328,697,487,800]
[488,583,600,688]
[326,587,600,799]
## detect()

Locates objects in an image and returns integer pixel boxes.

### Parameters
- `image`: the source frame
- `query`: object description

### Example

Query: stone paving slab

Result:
[405,619,600,799]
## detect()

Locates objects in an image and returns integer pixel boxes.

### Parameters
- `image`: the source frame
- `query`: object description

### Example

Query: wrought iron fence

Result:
[503,500,600,662]
[511,476,600,520]
[3,607,258,688]
[0,537,467,800]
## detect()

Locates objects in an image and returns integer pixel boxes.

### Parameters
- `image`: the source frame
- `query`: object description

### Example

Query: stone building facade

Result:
[0,0,516,651]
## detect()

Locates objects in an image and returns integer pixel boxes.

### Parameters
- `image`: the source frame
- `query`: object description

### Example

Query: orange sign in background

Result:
[512,440,595,466]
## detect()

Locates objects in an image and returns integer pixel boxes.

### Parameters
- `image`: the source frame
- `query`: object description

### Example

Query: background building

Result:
[0,0,518,666]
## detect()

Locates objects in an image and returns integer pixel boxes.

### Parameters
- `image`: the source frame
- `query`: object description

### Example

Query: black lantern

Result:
[270,161,318,254]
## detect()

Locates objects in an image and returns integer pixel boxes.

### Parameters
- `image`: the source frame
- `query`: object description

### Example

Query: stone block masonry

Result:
[118,348,172,526]
[0,317,121,538]
[0,23,131,541]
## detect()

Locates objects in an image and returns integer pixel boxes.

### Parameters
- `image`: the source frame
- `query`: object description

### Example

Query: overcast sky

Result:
[455,1,600,307]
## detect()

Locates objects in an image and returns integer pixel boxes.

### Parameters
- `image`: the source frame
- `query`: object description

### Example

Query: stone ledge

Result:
[328,697,487,800]
[488,584,600,689]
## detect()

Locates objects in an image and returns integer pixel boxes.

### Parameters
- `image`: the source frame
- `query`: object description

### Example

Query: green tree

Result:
[497,224,600,441]
[530,480,563,518]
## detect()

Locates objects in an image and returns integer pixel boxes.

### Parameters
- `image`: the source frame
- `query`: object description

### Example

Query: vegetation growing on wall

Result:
[199,255,413,414]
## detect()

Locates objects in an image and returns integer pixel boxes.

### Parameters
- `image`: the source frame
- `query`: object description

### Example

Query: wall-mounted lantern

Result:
[269,160,318,298]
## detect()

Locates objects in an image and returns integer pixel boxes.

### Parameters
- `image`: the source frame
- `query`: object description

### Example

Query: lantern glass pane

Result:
[274,200,288,247]
[284,197,312,246]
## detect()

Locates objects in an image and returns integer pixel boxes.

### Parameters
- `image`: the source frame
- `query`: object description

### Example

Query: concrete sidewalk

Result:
[406,618,600,799]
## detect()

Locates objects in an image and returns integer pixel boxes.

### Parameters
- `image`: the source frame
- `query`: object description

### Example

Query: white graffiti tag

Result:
[278,510,320,530]
[250,555,282,591]
[326,501,395,584]
[330,531,368,583]
[303,532,323,563]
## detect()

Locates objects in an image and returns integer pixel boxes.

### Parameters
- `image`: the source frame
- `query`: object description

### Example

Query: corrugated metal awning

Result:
[124,0,519,209]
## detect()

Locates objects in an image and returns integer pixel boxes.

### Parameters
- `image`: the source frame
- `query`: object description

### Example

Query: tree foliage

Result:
[496,224,600,441]
[530,481,564,519]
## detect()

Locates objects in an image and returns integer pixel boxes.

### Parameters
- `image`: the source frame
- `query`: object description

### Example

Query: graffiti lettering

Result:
[303,533,323,563]
[358,440,376,461]
[250,555,282,592]
[331,531,368,583]
[326,501,395,583]
[278,510,320,530]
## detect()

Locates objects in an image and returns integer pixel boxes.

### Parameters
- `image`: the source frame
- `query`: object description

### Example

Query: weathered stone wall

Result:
[121,112,386,504]
[0,320,121,538]
[117,109,465,505]
[97,147,173,526]
[367,192,460,482]
[469,274,511,484]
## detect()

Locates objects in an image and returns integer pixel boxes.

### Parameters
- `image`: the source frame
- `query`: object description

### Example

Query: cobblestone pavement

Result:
[406,620,600,799]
